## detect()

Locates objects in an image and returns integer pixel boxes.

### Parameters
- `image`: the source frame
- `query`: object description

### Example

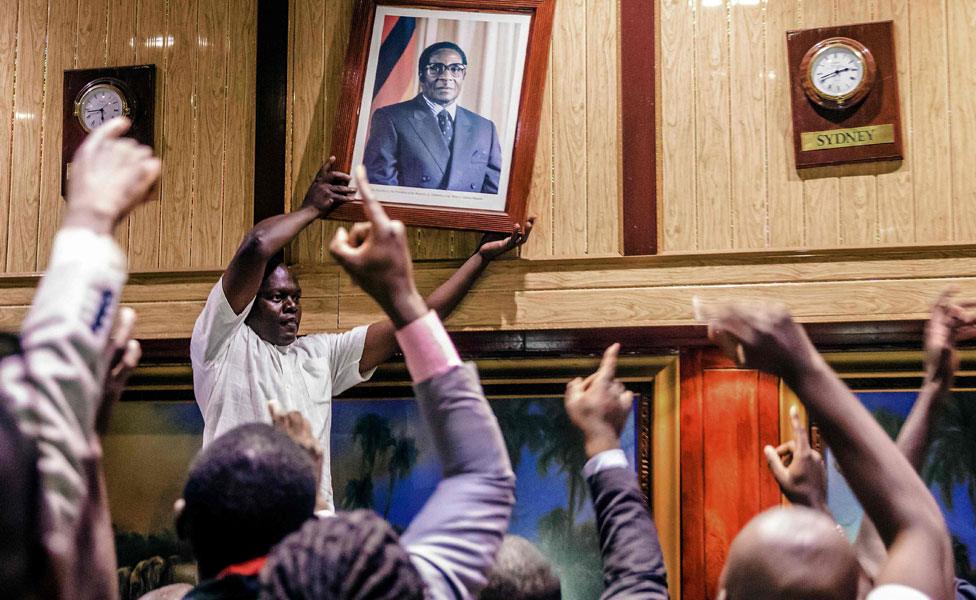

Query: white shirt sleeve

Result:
[582,448,630,479]
[866,585,932,600]
[190,278,254,365]
[307,325,377,395]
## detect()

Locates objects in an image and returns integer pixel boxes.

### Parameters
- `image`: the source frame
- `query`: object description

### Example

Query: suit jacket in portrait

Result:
[587,467,670,599]
[363,94,502,194]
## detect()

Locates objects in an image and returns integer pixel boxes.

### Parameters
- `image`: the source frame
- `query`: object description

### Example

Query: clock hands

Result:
[819,66,855,82]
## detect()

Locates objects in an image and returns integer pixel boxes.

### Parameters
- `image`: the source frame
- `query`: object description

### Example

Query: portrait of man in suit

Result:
[363,41,503,194]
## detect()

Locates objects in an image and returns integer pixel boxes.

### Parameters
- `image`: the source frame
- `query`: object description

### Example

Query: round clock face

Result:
[810,43,865,99]
[800,37,876,110]
[76,82,130,132]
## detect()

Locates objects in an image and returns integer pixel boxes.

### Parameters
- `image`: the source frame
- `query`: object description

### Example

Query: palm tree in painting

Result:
[353,413,394,475]
[490,398,549,469]
[343,476,374,510]
[536,407,588,531]
[383,437,418,518]
[924,392,976,509]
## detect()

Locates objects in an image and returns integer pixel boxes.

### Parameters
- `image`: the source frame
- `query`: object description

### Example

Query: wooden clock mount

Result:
[62,64,156,195]
[786,21,903,170]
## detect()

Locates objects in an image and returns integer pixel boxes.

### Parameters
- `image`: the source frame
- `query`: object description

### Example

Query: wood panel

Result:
[660,0,976,253]
[0,0,257,274]
[681,349,780,600]
[909,0,951,243]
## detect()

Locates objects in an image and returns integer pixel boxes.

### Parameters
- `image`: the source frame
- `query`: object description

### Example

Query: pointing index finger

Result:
[596,343,621,383]
[354,165,390,228]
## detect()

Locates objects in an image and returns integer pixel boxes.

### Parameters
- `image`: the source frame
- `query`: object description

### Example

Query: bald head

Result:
[720,507,859,600]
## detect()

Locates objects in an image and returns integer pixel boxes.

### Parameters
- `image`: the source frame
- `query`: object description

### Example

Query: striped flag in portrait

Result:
[371,15,418,115]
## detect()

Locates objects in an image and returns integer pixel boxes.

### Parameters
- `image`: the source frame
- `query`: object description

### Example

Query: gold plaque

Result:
[801,124,895,151]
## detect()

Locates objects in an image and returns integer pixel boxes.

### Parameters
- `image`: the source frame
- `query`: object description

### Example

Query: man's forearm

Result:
[896,378,948,472]
[239,205,322,261]
[425,252,489,320]
[786,355,944,546]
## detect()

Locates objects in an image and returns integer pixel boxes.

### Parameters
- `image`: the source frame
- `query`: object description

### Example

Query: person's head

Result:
[246,262,302,346]
[0,395,45,599]
[418,41,468,106]
[259,509,425,599]
[176,423,317,579]
[718,506,860,600]
[481,535,561,600]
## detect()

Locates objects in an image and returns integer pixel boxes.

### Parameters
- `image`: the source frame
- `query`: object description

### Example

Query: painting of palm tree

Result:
[330,395,638,600]
[826,390,976,579]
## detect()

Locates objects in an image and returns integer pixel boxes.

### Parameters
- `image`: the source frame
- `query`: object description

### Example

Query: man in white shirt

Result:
[191,159,531,510]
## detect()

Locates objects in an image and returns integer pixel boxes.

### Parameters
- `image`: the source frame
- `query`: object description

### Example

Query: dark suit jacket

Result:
[587,467,670,599]
[363,94,502,194]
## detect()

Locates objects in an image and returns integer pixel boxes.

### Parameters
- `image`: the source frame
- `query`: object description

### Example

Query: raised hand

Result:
[764,405,828,513]
[329,166,426,328]
[564,343,634,458]
[269,401,324,493]
[302,156,355,217]
[923,288,976,389]
[65,117,161,234]
[695,300,819,382]
[95,307,142,435]
[476,217,536,261]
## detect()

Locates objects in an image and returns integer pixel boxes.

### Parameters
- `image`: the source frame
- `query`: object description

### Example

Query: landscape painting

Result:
[825,390,976,581]
[331,395,639,600]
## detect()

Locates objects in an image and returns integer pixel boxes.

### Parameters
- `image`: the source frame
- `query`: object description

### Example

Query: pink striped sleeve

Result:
[395,310,462,384]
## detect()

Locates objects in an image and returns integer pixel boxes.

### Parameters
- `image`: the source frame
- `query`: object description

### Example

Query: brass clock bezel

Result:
[73,79,132,133]
[799,37,877,110]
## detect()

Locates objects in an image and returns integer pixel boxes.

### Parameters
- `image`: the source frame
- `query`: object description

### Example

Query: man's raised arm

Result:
[329,168,515,598]
[703,302,955,600]
[221,157,353,313]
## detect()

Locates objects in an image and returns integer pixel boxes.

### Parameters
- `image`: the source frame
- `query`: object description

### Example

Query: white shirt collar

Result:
[422,94,457,120]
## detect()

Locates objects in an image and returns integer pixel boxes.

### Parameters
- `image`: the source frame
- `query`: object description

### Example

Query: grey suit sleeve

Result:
[363,108,400,185]
[0,229,127,600]
[482,122,501,195]
[587,467,669,600]
[400,363,516,599]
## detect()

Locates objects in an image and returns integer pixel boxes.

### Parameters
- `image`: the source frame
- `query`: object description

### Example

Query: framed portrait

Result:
[329,0,555,232]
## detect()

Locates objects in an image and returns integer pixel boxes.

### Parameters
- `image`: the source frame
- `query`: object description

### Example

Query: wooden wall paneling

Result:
[522,48,553,258]
[584,0,620,256]
[909,0,951,243]
[659,0,697,252]
[757,372,783,509]
[679,349,706,600]
[0,0,19,270]
[765,0,803,248]
[129,0,168,269]
[220,0,257,262]
[104,0,140,254]
[157,0,197,269]
[189,0,229,268]
[837,1,879,247]
[289,0,327,265]
[729,0,766,250]
[35,0,79,270]
[874,0,914,244]
[6,0,49,273]
[694,0,732,251]
[550,0,587,256]
[947,1,976,243]
[798,0,839,248]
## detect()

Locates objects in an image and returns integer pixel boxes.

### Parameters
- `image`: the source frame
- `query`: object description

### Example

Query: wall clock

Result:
[786,22,902,169]
[62,65,156,195]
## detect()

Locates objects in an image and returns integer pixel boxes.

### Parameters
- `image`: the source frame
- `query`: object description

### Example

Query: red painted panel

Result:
[681,349,782,600]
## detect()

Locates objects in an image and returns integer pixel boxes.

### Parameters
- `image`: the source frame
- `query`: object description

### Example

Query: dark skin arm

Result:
[702,302,955,600]
[358,218,534,374]
[222,157,353,314]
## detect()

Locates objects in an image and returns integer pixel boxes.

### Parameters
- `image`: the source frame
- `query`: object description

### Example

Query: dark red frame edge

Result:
[328,0,554,233]
[620,0,657,255]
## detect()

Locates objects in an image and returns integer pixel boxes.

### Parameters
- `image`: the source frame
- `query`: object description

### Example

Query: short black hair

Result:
[260,510,425,600]
[481,535,561,600]
[418,41,468,76]
[179,423,317,579]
